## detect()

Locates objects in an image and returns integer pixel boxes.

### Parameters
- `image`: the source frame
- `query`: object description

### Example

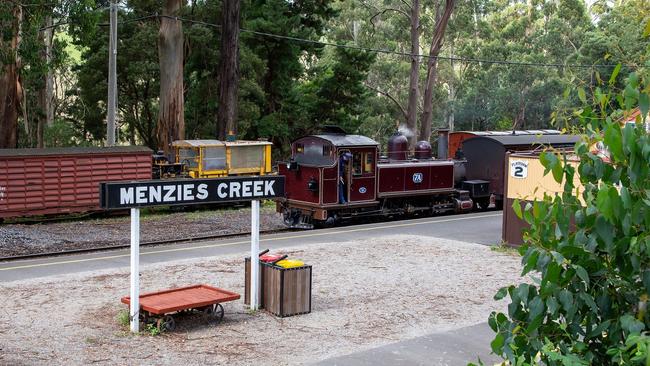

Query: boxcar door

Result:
[349,148,376,202]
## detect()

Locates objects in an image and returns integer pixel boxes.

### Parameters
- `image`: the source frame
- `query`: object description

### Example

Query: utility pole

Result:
[107,0,117,146]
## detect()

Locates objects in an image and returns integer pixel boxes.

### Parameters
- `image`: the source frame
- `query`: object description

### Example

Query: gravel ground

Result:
[0,205,285,257]
[0,235,523,365]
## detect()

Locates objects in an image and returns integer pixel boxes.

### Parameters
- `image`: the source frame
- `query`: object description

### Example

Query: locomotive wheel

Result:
[283,209,299,226]
[475,198,490,211]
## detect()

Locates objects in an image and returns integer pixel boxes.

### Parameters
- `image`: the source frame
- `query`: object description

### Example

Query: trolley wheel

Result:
[139,311,150,324]
[204,303,225,321]
[157,315,176,332]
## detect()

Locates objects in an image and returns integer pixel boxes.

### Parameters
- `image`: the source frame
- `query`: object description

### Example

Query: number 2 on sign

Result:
[510,160,528,179]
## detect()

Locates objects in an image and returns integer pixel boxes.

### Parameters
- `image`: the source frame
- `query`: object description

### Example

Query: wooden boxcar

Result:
[0,146,152,220]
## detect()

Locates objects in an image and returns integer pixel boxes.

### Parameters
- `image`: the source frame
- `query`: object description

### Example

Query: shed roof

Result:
[453,129,561,136]
[172,140,272,147]
[0,146,152,157]
[465,134,580,147]
[311,134,379,147]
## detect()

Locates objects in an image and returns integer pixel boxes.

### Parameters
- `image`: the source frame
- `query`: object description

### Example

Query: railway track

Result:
[0,228,293,262]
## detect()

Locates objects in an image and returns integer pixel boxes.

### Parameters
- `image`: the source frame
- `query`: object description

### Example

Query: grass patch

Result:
[490,243,520,256]
[116,309,130,327]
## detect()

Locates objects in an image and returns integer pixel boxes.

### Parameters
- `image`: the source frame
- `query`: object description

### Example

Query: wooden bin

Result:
[244,257,267,308]
[263,264,312,317]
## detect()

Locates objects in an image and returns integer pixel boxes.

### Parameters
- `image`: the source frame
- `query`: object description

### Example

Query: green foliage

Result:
[144,322,160,336]
[44,120,95,147]
[116,310,129,327]
[488,72,650,364]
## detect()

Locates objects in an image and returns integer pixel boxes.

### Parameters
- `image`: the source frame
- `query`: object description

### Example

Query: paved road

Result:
[317,322,500,366]
[0,212,502,282]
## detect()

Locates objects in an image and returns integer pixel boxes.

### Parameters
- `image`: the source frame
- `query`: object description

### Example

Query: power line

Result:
[44,11,632,70]
[157,14,627,70]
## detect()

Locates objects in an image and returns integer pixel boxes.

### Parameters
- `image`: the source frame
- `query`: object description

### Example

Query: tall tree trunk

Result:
[405,0,420,149]
[0,3,22,148]
[36,15,54,148]
[217,0,240,141]
[156,0,185,155]
[419,0,456,142]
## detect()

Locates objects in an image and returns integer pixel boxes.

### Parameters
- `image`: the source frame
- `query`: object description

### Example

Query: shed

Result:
[462,134,579,206]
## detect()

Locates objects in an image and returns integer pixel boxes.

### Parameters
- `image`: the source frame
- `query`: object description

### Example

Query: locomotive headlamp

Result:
[287,158,299,171]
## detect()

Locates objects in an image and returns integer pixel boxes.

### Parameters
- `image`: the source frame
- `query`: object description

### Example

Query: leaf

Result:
[604,123,624,162]
[574,265,590,287]
[577,87,587,103]
[609,63,622,85]
[540,152,558,175]
[645,20,650,37]
[559,289,574,312]
[547,297,559,316]
[491,333,505,354]
[512,199,523,220]
[639,93,649,120]
[529,296,545,319]
[494,287,509,301]
[620,315,645,335]
[596,188,613,221]
[579,292,598,312]
[552,160,564,184]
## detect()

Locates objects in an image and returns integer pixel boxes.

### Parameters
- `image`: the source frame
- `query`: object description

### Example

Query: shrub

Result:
[487,73,650,364]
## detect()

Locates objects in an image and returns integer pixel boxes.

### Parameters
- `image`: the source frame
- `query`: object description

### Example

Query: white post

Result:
[250,200,260,310]
[106,0,117,146]
[130,208,140,332]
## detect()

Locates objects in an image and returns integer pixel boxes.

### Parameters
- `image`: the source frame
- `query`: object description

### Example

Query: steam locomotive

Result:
[277,128,579,229]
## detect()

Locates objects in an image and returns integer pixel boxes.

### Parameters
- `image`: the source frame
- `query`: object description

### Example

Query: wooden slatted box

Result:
[262,264,312,317]
[244,257,268,308]
[244,258,312,317]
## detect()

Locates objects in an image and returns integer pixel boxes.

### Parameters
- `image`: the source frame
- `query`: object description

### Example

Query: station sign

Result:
[510,160,529,179]
[100,176,285,209]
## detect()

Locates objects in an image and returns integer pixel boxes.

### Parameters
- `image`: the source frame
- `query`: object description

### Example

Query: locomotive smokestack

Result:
[388,131,409,160]
[437,129,449,160]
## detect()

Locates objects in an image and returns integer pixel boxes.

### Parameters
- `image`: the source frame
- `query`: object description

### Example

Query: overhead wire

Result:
[41,10,630,70]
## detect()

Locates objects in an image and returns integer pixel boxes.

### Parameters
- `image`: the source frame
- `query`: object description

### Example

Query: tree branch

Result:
[364,83,408,122]
[370,7,411,25]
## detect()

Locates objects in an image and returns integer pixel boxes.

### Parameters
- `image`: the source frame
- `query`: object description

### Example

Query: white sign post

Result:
[129,208,140,332]
[250,200,260,310]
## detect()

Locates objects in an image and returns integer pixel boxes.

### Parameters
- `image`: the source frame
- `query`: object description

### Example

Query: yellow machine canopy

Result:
[171,140,273,178]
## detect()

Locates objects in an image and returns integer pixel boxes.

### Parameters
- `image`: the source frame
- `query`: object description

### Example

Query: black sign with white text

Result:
[100,176,285,209]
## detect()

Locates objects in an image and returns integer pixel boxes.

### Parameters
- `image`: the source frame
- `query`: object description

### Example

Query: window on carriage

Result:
[352,152,362,175]
[322,144,331,156]
[363,152,374,174]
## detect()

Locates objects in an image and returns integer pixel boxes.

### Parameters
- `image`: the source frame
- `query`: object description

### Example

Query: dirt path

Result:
[0,235,523,365]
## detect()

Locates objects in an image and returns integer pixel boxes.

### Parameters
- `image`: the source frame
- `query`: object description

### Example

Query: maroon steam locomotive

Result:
[277,130,478,228]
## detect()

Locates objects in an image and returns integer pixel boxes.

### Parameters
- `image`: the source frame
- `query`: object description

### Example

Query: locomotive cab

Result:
[278,133,380,228]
